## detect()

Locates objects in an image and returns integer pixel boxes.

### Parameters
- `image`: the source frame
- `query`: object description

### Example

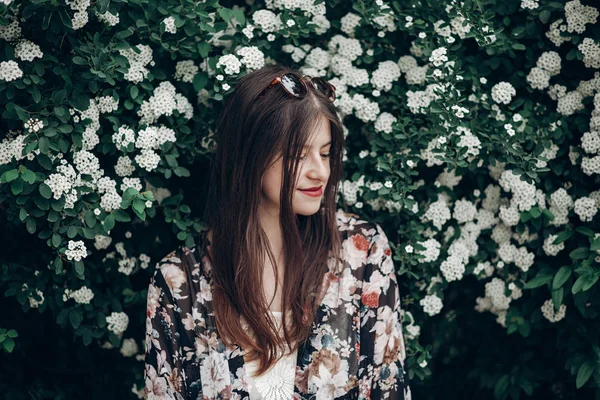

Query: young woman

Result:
[144,64,412,400]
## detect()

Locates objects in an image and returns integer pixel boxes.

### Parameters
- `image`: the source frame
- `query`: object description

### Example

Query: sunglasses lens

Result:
[311,77,335,101]
[281,73,307,98]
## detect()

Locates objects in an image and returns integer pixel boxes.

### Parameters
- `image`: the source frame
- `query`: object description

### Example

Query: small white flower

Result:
[355,201,363,209]
[438,136,447,144]
[405,245,414,253]
[267,33,276,42]
[286,19,295,27]
[216,74,224,81]
[480,77,487,84]
[419,360,428,368]
[94,208,101,216]
[145,200,152,208]
[418,32,427,39]
[384,180,393,188]
[378,31,385,38]
[222,83,230,91]
[447,36,456,43]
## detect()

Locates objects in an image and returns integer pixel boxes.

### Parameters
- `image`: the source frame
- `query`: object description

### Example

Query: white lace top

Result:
[243,310,298,400]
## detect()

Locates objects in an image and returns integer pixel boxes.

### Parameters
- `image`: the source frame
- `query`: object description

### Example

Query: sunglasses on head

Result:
[257,72,337,103]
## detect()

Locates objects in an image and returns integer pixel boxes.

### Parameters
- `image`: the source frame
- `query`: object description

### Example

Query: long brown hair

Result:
[203,63,345,376]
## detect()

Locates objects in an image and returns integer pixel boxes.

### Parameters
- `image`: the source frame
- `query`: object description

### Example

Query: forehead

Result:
[303,116,331,148]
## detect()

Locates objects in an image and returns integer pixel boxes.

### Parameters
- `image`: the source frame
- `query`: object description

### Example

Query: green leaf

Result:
[174,166,190,177]
[54,256,63,274]
[39,183,52,199]
[74,261,85,276]
[11,179,24,195]
[551,287,563,310]
[84,209,96,228]
[113,209,131,222]
[552,266,572,290]
[52,233,62,247]
[6,330,18,338]
[39,137,50,154]
[73,56,87,65]
[130,86,139,99]
[51,89,67,104]
[576,361,594,389]
[576,226,594,237]
[512,43,526,50]
[569,247,590,260]
[69,310,83,329]
[3,338,15,353]
[25,217,36,234]
[591,237,600,252]
[524,269,553,289]
[20,169,36,184]
[553,231,573,244]
[539,10,551,24]
[1,169,19,183]
[193,72,208,92]
[103,214,115,233]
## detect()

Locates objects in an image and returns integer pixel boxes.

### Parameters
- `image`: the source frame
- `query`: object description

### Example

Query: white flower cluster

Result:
[0,133,28,165]
[475,277,512,327]
[340,12,361,37]
[251,10,283,33]
[235,46,266,71]
[94,234,112,250]
[549,188,573,226]
[406,84,443,114]
[564,0,598,34]
[65,240,88,262]
[373,112,397,133]
[454,126,481,160]
[491,82,516,104]
[64,286,95,304]
[14,39,43,62]
[96,10,120,26]
[137,81,193,125]
[497,242,535,272]
[112,125,135,150]
[520,0,539,10]
[65,0,91,30]
[23,284,45,308]
[340,175,365,205]
[440,254,465,282]
[118,44,153,83]
[0,60,23,82]
[417,238,441,263]
[556,90,584,116]
[24,118,44,133]
[370,60,401,92]
[120,338,139,357]
[420,294,443,316]
[174,60,198,83]
[106,311,129,334]
[43,160,78,205]
[578,38,600,69]
[423,198,452,230]
[543,234,565,256]
[473,261,494,279]
[429,47,448,67]
[498,170,538,212]
[162,17,177,34]
[540,299,566,323]
[573,196,598,222]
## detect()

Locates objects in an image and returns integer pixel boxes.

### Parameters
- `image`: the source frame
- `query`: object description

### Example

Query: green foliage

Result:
[1,0,600,398]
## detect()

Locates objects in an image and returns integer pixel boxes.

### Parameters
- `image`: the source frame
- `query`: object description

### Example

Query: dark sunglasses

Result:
[257,72,337,103]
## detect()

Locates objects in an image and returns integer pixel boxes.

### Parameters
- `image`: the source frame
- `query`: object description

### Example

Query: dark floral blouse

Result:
[144,209,411,399]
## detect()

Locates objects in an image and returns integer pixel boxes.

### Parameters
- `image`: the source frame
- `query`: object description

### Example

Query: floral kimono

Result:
[144,210,412,400]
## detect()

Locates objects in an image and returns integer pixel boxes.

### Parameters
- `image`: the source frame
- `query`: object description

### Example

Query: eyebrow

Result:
[303,140,332,149]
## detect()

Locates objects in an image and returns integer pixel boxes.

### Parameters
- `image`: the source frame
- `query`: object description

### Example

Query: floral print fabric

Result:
[144,209,411,399]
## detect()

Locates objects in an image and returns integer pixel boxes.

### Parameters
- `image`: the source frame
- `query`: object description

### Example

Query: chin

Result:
[293,204,322,216]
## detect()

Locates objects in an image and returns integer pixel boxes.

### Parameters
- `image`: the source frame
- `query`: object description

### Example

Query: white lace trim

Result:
[244,310,298,400]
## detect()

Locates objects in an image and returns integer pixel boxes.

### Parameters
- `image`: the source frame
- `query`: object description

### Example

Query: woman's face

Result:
[261,114,332,217]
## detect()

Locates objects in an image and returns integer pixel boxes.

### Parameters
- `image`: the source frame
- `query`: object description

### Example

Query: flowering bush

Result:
[1,0,600,398]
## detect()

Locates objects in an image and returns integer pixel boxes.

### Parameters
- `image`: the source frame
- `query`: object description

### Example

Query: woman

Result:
[144,64,411,400]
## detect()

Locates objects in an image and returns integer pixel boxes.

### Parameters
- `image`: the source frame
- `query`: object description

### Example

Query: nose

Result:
[304,152,330,182]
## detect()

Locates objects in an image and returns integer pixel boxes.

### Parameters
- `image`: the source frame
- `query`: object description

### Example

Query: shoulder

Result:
[334,208,388,251]
[151,244,196,301]
[334,209,392,277]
